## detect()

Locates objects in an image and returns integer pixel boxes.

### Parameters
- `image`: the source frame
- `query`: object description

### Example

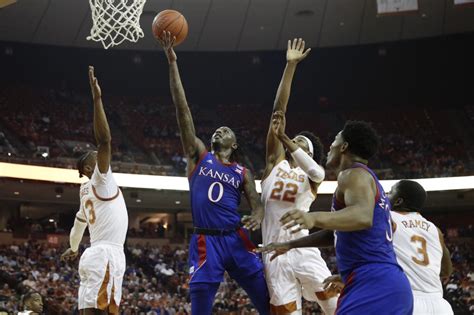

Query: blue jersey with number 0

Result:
[189,151,246,229]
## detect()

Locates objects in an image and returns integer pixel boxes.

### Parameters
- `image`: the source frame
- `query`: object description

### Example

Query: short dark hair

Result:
[396,180,427,212]
[76,151,94,178]
[297,131,324,165]
[341,121,379,160]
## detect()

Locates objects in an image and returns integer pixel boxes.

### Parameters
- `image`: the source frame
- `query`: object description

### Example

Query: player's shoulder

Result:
[337,167,373,187]
[261,159,288,185]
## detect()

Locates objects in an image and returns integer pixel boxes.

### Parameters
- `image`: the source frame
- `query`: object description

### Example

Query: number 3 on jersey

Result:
[84,200,96,224]
[270,181,298,202]
[208,182,224,203]
[411,235,430,266]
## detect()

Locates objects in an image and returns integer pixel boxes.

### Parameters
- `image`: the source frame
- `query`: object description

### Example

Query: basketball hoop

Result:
[87,0,147,49]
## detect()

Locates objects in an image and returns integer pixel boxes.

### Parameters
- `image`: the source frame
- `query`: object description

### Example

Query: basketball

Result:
[152,10,188,46]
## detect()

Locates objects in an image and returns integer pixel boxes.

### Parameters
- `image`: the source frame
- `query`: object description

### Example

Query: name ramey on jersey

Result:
[391,211,443,294]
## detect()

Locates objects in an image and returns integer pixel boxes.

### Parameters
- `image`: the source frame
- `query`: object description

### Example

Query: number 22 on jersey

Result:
[270,181,298,203]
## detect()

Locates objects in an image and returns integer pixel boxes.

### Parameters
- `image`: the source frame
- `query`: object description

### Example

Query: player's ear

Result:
[232,142,238,151]
[394,197,404,207]
[84,165,93,174]
[340,141,349,153]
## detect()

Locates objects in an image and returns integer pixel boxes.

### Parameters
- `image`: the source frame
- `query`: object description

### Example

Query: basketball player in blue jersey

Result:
[258,121,413,314]
[159,32,270,315]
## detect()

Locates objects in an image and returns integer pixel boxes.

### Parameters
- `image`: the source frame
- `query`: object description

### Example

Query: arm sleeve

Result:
[290,148,325,183]
[70,212,87,252]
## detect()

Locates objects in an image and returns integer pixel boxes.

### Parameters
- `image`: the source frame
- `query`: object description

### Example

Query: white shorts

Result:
[78,242,126,312]
[264,247,337,314]
[413,291,454,315]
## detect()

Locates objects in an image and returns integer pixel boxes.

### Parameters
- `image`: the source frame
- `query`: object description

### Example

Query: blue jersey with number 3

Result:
[189,151,246,229]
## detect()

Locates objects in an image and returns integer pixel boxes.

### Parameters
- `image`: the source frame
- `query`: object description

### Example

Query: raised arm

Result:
[89,66,111,173]
[159,32,206,171]
[262,39,311,179]
[438,228,453,279]
[281,168,376,232]
[241,169,265,231]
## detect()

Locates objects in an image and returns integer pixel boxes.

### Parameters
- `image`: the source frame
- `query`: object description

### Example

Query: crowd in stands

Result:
[0,231,472,314]
[0,85,473,179]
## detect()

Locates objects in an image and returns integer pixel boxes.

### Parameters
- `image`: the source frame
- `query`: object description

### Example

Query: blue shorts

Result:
[188,228,264,283]
[336,263,413,315]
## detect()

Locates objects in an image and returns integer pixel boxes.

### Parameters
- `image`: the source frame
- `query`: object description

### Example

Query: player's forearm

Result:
[288,229,334,248]
[69,219,87,252]
[169,62,198,151]
[273,62,297,113]
[278,133,299,153]
[93,97,112,145]
[311,207,373,231]
[440,246,453,279]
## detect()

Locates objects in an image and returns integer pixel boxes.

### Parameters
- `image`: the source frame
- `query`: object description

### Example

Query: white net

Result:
[87,0,147,49]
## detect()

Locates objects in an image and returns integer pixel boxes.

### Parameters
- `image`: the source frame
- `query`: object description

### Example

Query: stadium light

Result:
[0,162,473,194]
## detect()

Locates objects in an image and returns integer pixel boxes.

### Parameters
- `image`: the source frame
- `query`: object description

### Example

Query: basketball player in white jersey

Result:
[61,66,128,315]
[323,180,454,314]
[258,38,337,315]
[388,180,453,315]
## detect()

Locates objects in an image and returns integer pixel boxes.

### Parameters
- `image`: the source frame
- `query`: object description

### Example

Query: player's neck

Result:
[288,157,297,169]
[211,149,232,164]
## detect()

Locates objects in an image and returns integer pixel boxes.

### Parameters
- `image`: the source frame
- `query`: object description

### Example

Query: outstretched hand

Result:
[280,209,315,233]
[60,248,78,263]
[322,274,344,297]
[241,211,264,231]
[158,31,177,63]
[254,242,291,261]
[287,38,311,64]
[88,66,101,100]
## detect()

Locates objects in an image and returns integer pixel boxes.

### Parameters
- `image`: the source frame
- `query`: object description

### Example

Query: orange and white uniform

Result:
[261,160,336,315]
[76,165,128,312]
[391,211,453,315]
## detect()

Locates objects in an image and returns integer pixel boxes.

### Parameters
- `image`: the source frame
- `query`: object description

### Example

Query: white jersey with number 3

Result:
[75,165,129,310]
[261,159,315,245]
[77,166,128,246]
[391,211,443,294]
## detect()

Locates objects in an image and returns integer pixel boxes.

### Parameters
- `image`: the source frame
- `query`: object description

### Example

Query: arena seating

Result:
[0,233,472,314]
[0,85,472,179]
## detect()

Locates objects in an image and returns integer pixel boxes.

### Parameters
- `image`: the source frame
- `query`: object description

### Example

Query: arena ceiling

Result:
[1,0,474,51]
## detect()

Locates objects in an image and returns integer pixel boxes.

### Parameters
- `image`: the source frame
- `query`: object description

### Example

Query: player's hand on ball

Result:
[60,248,78,262]
[242,212,263,231]
[323,274,344,297]
[271,111,286,139]
[286,38,311,64]
[88,66,102,100]
[280,210,315,233]
[255,242,291,261]
[159,31,177,63]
